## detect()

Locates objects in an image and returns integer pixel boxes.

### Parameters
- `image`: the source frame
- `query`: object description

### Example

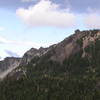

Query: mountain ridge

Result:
[1,29,100,99]
[0,29,100,79]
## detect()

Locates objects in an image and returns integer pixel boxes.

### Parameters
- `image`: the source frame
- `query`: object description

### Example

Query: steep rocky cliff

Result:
[20,47,48,65]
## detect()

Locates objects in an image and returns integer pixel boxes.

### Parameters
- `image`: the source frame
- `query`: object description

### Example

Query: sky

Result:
[0,0,100,60]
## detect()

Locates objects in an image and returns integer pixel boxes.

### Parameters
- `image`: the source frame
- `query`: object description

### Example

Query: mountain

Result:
[20,47,48,66]
[0,47,48,79]
[0,29,100,100]
[0,57,21,79]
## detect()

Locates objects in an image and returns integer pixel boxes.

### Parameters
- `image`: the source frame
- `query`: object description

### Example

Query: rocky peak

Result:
[39,47,48,54]
[20,47,48,65]
[20,30,100,64]
[49,29,100,63]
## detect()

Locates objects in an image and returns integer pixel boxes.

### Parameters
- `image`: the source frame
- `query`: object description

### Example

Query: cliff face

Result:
[0,57,21,79]
[20,47,48,65]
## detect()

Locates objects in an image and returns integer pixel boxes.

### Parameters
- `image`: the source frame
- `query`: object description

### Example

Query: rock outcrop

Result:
[20,47,48,65]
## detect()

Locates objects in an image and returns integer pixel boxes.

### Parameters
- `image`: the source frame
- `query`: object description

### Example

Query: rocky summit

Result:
[0,29,100,100]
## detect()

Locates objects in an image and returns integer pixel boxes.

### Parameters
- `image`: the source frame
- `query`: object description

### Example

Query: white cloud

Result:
[5,50,19,57]
[0,36,44,59]
[0,27,5,31]
[0,36,8,43]
[0,36,41,48]
[16,0,76,28]
[84,12,100,29]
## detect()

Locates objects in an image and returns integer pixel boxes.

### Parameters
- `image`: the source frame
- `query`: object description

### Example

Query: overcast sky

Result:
[0,0,100,59]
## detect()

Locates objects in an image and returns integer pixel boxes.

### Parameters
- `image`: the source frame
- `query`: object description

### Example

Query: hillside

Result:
[0,57,21,79]
[0,29,100,100]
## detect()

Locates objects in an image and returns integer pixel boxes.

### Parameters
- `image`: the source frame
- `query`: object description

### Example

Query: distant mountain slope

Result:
[0,47,48,79]
[0,57,21,79]
[0,29,100,100]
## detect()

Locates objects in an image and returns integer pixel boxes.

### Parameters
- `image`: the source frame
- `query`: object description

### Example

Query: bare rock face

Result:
[49,30,85,62]
[20,47,48,65]
[48,29,100,63]
[0,57,21,79]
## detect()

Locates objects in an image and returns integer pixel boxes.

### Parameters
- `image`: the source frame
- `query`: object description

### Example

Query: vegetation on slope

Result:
[0,30,100,100]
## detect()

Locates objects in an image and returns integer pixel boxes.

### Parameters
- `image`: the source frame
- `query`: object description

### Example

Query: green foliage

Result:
[76,38,83,46]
